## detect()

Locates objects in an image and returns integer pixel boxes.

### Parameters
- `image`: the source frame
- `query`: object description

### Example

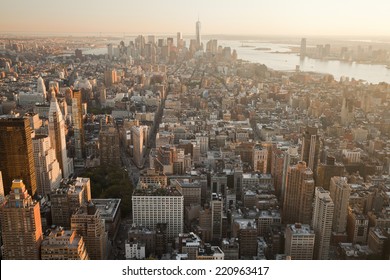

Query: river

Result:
[83,39,390,84]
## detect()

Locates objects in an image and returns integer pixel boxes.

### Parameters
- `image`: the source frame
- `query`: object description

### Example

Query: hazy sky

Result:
[1,0,389,37]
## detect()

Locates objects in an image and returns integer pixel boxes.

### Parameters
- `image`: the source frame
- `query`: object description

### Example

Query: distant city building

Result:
[196,19,201,50]
[300,38,307,57]
[0,117,37,196]
[0,179,42,259]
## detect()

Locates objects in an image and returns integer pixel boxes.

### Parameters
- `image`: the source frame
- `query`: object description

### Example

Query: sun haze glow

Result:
[1,0,390,37]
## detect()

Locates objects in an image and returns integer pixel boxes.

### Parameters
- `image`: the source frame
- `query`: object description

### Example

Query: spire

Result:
[49,91,64,122]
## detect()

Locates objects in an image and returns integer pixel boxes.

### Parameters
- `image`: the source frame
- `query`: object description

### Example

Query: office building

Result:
[257,210,282,236]
[32,135,62,196]
[41,227,89,260]
[301,126,320,175]
[91,198,121,240]
[72,90,85,164]
[49,93,73,178]
[211,193,223,240]
[71,203,108,260]
[0,179,43,259]
[125,241,146,259]
[51,177,91,228]
[285,223,315,260]
[99,125,120,167]
[0,171,4,203]
[234,219,257,259]
[132,186,183,241]
[283,161,315,224]
[329,177,351,234]
[312,187,334,260]
[128,226,156,257]
[132,125,146,168]
[316,156,345,191]
[300,38,307,57]
[196,244,224,260]
[281,146,300,202]
[347,208,369,244]
[221,238,239,260]
[196,19,201,50]
[171,179,201,207]
[0,117,37,196]
[139,168,167,186]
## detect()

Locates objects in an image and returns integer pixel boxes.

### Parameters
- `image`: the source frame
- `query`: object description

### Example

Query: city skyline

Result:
[1,0,390,37]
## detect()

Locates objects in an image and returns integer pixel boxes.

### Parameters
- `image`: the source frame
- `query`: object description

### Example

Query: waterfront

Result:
[84,39,390,84]
[218,40,390,84]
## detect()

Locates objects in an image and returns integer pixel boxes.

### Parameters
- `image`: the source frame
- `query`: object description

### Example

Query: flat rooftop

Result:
[91,199,121,220]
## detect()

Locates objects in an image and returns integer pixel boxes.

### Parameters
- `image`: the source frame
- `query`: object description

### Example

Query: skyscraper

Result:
[196,19,201,50]
[211,193,223,240]
[301,126,320,175]
[0,117,37,196]
[312,187,334,260]
[49,93,73,178]
[0,171,4,203]
[281,146,300,202]
[283,161,315,225]
[36,76,47,100]
[0,179,43,259]
[329,176,350,234]
[32,135,62,196]
[72,90,85,165]
[99,124,120,167]
[300,38,307,57]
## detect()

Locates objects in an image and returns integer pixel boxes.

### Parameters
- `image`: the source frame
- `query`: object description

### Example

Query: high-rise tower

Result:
[72,90,85,165]
[0,117,37,196]
[301,126,320,175]
[0,179,43,259]
[283,161,315,225]
[32,135,62,196]
[300,38,307,57]
[312,187,334,260]
[49,93,73,178]
[196,19,201,50]
[0,171,4,203]
[329,176,350,234]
